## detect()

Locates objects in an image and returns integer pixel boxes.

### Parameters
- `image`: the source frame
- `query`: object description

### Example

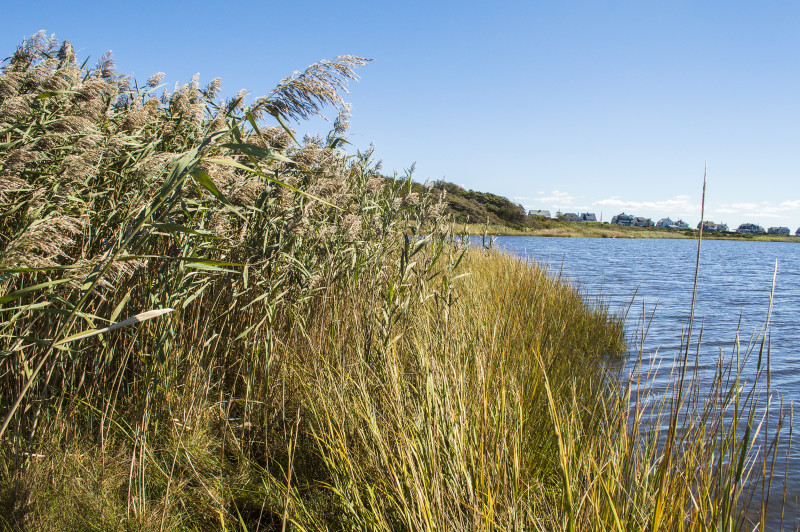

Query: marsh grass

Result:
[0,33,791,530]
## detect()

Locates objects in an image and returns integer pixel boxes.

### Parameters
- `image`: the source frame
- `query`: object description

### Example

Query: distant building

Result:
[528,210,551,218]
[796,227,800,236]
[767,226,790,235]
[672,219,690,229]
[697,221,728,233]
[579,212,597,222]
[611,213,634,226]
[698,221,728,233]
[561,212,582,222]
[656,217,673,228]
[657,218,690,229]
[633,217,653,227]
[737,223,766,234]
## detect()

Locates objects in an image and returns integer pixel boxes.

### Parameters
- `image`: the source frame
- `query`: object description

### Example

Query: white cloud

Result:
[534,190,575,205]
[708,199,800,228]
[719,199,800,218]
[592,195,698,212]
[779,199,800,209]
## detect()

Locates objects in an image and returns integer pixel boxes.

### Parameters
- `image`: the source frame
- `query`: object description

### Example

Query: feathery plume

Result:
[204,77,222,100]
[0,215,84,269]
[366,177,384,194]
[52,116,95,135]
[255,56,371,122]
[95,50,116,80]
[146,72,165,88]
[57,40,75,65]
[0,71,25,99]
[332,103,351,135]
[0,174,31,204]
[0,94,33,121]
[74,79,110,102]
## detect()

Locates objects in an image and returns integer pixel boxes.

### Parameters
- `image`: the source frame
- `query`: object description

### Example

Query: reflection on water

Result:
[492,236,800,529]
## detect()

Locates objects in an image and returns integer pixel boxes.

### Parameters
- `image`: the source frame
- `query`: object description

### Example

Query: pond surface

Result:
[492,235,799,528]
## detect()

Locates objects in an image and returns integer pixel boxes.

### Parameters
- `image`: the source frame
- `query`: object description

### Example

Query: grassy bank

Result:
[418,181,799,242]
[0,34,790,530]
[464,222,800,241]
[464,222,695,238]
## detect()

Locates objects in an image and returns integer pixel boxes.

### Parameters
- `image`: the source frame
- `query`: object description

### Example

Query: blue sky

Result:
[4,1,800,229]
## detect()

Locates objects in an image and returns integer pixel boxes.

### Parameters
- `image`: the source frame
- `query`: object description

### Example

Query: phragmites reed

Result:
[0,35,450,529]
[253,55,371,121]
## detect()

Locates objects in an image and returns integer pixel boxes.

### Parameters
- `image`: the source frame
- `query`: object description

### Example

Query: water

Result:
[492,236,800,528]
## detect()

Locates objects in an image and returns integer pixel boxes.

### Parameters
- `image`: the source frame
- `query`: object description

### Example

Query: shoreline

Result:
[463,222,800,242]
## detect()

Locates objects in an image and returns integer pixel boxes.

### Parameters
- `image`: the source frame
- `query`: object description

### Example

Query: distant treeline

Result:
[403,180,532,229]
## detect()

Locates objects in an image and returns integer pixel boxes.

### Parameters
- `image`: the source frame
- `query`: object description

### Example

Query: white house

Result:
[656,217,673,228]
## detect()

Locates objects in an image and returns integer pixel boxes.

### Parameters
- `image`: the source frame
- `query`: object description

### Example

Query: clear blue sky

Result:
[4,1,800,229]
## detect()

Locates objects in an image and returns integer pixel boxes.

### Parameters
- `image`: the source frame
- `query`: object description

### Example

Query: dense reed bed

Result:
[0,33,790,530]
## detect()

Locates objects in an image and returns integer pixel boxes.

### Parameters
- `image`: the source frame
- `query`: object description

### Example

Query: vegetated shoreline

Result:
[419,180,796,242]
[0,33,791,530]
[463,221,800,241]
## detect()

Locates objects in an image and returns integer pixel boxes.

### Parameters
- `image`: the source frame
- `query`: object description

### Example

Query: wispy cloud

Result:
[533,190,575,205]
[715,199,800,225]
[779,199,800,209]
[592,195,698,212]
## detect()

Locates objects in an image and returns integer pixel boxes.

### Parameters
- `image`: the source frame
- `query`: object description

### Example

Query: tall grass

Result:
[0,33,791,530]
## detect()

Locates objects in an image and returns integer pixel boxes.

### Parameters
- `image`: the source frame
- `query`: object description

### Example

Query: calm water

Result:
[492,236,800,528]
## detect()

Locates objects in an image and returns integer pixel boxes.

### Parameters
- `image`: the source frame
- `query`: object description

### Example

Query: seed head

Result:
[146,72,165,88]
